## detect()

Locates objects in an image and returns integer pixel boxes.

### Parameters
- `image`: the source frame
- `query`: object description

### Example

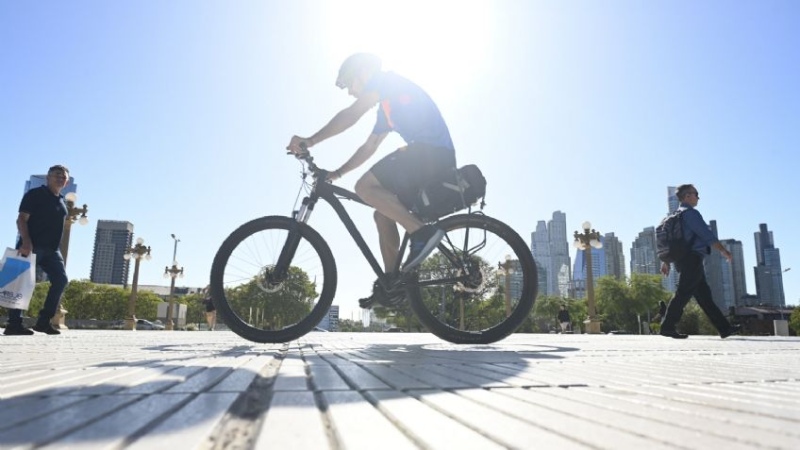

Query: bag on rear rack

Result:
[411,165,487,223]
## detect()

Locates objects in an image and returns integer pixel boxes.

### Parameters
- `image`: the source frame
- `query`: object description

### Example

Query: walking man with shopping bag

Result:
[3,165,71,336]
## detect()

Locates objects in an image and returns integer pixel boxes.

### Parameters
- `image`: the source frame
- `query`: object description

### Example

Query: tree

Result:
[594,274,671,333]
[223,266,318,329]
[790,307,800,335]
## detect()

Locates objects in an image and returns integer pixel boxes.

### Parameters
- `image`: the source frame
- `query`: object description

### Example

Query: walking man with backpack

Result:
[658,184,741,339]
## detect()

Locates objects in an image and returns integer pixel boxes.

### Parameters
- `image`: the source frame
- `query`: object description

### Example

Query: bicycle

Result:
[209,151,538,344]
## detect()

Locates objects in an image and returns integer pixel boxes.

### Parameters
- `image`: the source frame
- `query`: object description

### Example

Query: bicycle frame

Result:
[276,168,410,290]
[273,154,484,293]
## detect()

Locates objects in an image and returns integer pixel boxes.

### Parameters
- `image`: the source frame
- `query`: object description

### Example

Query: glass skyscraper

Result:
[90,220,134,285]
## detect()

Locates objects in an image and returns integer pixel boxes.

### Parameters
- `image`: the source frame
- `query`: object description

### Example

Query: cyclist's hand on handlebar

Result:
[325,169,341,183]
[286,136,311,157]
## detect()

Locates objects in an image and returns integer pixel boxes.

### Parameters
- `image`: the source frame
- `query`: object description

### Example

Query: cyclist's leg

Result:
[355,171,422,233]
[374,210,400,272]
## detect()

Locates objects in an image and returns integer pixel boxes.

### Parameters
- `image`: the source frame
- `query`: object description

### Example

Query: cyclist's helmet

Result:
[336,53,381,89]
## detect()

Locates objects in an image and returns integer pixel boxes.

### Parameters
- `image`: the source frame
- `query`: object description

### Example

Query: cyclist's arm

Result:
[307,91,380,148]
[334,132,388,178]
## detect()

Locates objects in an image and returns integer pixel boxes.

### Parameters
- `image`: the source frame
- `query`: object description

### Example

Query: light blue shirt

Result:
[679,203,718,255]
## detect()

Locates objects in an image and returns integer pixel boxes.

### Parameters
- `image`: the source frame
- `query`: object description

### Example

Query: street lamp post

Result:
[164,234,183,331]
[54,192,89,329]
[123,238,151,330]
[497,255,515,317]
[573,221,603,334]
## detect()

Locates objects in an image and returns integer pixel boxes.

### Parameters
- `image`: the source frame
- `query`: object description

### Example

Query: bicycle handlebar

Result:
[288,142,328,180]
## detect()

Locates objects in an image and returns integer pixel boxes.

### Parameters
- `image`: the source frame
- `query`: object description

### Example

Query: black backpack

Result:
[655,209,694,263]
[411,165,487,223]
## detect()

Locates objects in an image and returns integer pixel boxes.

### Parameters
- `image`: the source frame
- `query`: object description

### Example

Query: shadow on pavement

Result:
[0,339,580,447]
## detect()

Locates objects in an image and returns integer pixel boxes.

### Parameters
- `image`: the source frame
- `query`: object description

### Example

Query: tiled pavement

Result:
[1,330,798,449]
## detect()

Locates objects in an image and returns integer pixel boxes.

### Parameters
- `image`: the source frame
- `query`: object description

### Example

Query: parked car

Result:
[136,319,165,330]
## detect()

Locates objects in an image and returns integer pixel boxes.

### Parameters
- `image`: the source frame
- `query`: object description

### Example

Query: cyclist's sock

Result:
[402,225,445,272]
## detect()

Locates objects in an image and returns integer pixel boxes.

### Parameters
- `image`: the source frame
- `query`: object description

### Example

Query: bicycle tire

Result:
[406,213,537,344]
[210,216,337,343]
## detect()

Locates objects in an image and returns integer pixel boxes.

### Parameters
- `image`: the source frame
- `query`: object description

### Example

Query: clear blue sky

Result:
[2,1,798,322]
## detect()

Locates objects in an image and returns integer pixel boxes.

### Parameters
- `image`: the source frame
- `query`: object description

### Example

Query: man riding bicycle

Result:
[286,53,457,308]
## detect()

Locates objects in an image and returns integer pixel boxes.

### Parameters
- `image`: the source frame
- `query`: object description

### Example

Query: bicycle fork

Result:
[273,197,315,284]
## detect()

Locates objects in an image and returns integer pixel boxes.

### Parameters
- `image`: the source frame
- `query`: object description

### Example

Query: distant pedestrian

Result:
[557,305,571,333]
[4,165,71,336]
[202,286,216,331]
[660,184,741,339]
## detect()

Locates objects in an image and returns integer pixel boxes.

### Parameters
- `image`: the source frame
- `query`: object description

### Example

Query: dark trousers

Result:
[661,252,731,335]
[8,249,68,326]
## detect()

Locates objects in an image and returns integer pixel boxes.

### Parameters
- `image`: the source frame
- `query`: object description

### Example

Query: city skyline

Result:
[533,208,786,308]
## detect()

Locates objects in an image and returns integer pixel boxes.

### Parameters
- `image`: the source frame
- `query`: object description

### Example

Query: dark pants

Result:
[661,252,731,335]
[8,248,68,326]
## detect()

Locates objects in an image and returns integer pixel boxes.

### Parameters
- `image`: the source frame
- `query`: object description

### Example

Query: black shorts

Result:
[370,143,456,208]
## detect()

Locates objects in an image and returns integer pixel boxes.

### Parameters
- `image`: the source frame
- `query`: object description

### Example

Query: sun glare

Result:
[320,0,494,99]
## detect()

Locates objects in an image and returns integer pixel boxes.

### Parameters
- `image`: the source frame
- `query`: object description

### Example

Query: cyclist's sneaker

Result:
[359,277,405,309]
[402,225,445,273]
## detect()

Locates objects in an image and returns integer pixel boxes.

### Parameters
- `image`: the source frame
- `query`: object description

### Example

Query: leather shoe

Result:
[33,322,61,335]
[720,324,741,339]
[660,330,688,339]
[3,324,34,336]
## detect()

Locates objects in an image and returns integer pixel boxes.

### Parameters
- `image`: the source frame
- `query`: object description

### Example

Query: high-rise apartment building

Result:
[753,224,785,306]
[90,220,134,285]
[530,221,551,297]
[499,259,524,301]
[318,305,340,331]
[704,220,726,311]
[667,185,679,213]
[530,211,571,298]
[720,239,747,307]
[548,211,571,297]
[630,227,658,276]
[603,232,625,280]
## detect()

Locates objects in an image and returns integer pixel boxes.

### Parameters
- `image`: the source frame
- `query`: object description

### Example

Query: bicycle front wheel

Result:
[210,216,337,343]
[406,213,537,344]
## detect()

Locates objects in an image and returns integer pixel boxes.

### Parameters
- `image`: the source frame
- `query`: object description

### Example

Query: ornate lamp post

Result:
[497,255,516,317]
[573,221,603,334]
[54,192,89,329]
[123,237,151,330]
[163,234,183,331]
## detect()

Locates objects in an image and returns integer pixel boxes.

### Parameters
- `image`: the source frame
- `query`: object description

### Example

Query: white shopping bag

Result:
[0,248,36,310]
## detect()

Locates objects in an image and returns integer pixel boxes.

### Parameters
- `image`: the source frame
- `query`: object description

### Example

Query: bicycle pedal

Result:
[359,296,378,309]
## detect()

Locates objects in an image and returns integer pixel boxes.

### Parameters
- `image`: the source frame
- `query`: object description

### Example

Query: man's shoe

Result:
[660,329,688,339]
[3,324,34,336]
[720,324,741,339]
[359,278,405,309]
[652,301,667,322]
[402,225,445,273]
[32,322,61,335]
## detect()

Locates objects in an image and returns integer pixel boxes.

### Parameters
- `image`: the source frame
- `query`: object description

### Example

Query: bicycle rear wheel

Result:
[406,213,537,344]
[210,216,337,343]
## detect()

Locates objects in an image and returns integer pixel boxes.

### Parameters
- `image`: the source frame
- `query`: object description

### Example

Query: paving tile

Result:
[407,388,591,448]
[124,393,240,450]
[1,331,799,449]
[366,389,504,449]
[41,393,193,450]
[1,394,144,447]
[322,391,417,449]
[254,391,329,449]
